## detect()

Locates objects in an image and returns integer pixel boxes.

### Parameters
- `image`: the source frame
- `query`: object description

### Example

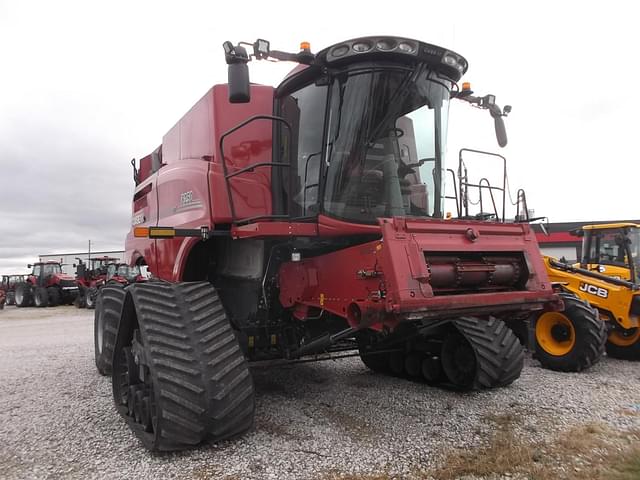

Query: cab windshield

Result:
[322,65,451,224]
[585,227,640,281]
[41,264,61,275]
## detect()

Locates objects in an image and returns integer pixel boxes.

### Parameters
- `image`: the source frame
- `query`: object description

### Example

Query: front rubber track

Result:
[94,285,126,375]
[113,282,255,451]
[451,316,525,389]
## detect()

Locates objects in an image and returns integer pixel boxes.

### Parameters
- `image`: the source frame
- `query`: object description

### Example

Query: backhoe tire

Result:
[94,285,126,375]
[533,293,606,372]
[7,291,15,306]
[14,283,33,307]
[34,287,49,308]
[111,282,255,451]
[605,329,640,360]
[86,287,98,309]
[47,287,61,306]
[444,316,524,390]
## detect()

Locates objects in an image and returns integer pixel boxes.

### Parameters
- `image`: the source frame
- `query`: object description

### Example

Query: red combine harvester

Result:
[95,36,560,451]
[15,261,78,307]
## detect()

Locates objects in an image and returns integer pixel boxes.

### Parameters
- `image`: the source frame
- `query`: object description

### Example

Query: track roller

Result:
[111,282,255,451]
[357,317,523,391]
[421,355,445,383]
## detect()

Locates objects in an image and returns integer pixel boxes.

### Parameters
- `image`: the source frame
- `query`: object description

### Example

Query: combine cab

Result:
[15,261,78,307]
[1,274,27,306]
[95,36,560,451]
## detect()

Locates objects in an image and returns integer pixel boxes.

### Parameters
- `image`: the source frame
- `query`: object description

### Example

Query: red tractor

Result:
[105,263,147,286]
[75,256,120,308]
[15,261,78,307]
[94,36,560,451]
[1,274,26,306]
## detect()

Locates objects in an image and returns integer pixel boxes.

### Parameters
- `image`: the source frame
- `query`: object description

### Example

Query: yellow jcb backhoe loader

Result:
[533,223,640,370]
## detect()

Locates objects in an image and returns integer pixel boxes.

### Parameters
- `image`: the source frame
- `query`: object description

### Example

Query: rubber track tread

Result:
[124,282,255,451]
[94,285,126,375]
[453,316,525,390]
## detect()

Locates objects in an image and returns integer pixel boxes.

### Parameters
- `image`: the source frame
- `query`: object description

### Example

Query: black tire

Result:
[86,287,98,309]
[34,287,49,308]
[444,316,524,390]
[605,329,640,360]
[7,291,15,306]
[14,283,33,308]
[94,285,126,375]
[533,293,606,372]
[75,287,87,308]
[112,282,255,451]
[47,287,61,306]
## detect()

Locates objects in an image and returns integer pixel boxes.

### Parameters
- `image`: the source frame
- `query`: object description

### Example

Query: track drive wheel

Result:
[34,287,49,308]
[533,293,605,372]
[94,285,126,375]
[47,287,61,306]
[14,283,33,307]
[443,317,524,390]
[86,287,98,309]
[112,282,255,451]
[357,333,390,373]
[606,327,640,360]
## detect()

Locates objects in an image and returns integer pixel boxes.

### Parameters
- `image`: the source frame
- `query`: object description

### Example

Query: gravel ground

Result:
[1,306,640,480]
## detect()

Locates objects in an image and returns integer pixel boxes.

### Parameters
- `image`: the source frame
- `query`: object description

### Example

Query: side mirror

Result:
[228,63,250,103]
[494,115,508,148]
[223,42,251,103]
[27,264,32,268]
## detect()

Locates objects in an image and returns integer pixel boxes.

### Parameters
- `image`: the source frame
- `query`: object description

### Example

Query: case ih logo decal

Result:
[579,282,609,299]
[132,212,146,226]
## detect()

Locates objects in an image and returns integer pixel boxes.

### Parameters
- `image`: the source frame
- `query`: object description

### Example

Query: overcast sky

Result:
[1,0,638,274]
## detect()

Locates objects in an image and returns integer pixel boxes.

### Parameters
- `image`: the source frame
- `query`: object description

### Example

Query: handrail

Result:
[219,115,292,224]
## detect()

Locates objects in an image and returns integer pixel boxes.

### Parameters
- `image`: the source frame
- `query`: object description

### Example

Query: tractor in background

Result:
[75,256,119,308]
[533,223,640,365]
[105,263,147,286]
[95,36,561,451]
[15,261,78,307]
[1,274,26,306]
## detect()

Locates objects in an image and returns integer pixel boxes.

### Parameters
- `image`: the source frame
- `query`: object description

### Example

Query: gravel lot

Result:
[1,305,640,480]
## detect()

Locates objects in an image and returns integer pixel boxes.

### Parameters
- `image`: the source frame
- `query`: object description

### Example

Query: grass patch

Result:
[604,447,640,480]
[429,418,640,480]
[317,417,640,480]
